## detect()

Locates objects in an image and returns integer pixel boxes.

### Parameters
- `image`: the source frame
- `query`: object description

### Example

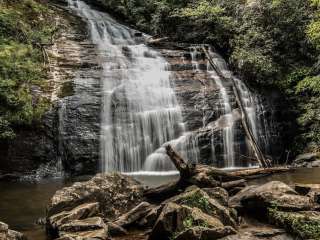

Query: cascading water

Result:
[68,0,198,173]
[188,46,267,168]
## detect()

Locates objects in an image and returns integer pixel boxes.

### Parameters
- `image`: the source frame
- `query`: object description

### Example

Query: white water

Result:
[68,0,198,172]
[210,51,259,169]
[188,47,263,168]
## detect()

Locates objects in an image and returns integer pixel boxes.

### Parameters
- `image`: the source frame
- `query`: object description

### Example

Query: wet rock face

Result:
[154,44,283,167]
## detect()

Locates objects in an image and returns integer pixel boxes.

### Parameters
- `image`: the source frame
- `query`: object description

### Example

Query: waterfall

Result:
[188,46,264,168]
[67,0,198,173]
[67,0,272,171]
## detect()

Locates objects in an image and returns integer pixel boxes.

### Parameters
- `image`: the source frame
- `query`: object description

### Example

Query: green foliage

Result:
[269,208,320,239]
[0,0,55,140]
[180,191,212,213]
[296,76,320,94]
[171,215,209,240]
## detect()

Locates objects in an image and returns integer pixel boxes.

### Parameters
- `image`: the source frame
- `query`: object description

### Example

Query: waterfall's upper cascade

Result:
[67,0,199,173]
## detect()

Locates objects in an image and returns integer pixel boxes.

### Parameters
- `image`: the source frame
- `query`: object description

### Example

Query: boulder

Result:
[47,173,144,220]
[268,210,320,239]
[148,202,235,240]
[106,222,128,236]
[113,202,153,228]
[48,202,100,230]
[311,160,320,168]
[175,226,236,240]
[137,205,164,228]
[220,227,292,240]
[57,217,109,240]
[0,222,25,240]
[167,188,237,227]
[292,152,319,167]
[229,181,313,213]
[202,187,229,206]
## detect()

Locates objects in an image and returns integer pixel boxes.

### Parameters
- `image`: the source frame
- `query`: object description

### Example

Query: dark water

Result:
[250,168,320,185]
[0,168,320,240]
[0,179,69,240]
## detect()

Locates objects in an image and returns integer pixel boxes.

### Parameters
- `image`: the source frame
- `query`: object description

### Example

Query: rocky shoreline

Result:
[1,164,320,240]
[40,169,320,240]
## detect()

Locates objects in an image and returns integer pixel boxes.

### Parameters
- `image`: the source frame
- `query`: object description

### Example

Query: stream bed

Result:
[0,168,319,240]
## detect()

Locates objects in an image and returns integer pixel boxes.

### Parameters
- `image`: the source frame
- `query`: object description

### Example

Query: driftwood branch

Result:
[165,145,195,178]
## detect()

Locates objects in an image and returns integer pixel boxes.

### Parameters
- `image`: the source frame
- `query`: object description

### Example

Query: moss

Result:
[58,81,75,98]
[179,190,212,214]
[171,215,209,240]
[269,208,320,239]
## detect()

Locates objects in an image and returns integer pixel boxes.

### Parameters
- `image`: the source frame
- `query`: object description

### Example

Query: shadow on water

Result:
[0,179,71,240]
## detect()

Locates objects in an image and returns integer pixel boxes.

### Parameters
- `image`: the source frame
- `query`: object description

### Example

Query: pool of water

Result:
[0,179,70,240]
[127,171,180,188]
[250,168,320,185]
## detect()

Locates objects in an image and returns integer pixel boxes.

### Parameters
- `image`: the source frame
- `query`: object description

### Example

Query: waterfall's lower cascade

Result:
[67,0,274,172]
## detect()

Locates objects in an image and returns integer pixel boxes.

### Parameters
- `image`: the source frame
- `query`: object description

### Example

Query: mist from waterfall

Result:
[67,0,198,173]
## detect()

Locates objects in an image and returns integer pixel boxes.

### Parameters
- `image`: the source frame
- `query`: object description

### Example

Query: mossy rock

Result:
[167,187,237,227]
[269,209,320,239]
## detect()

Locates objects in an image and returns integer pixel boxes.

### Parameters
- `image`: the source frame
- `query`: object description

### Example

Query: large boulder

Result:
[292,152,320,167]
[220,227,293,240]
[175,226,236,240]
[47,173,144,220]
[229,181,313,213]
[167,187,237,227]
[268,210,320,239]
[295,184,320,204]
[148,202,236,240]
[202,187,229,206]
[0,222,25,240]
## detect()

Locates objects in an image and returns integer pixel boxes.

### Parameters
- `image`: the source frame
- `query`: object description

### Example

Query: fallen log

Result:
[143,180,185,201]
[221,179,247,190]
[165,145,195,179]
[229,167,291,179]
[144,145,291,201]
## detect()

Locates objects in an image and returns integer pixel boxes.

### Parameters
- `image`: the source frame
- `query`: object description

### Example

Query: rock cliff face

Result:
[149,42,283,167]
[0,4,102,177]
